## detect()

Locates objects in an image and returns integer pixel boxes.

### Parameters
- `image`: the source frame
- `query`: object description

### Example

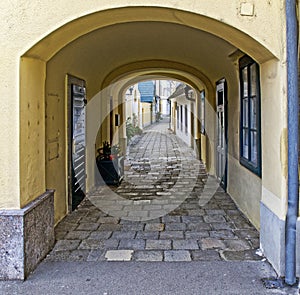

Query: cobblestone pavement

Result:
[46,120,261,263]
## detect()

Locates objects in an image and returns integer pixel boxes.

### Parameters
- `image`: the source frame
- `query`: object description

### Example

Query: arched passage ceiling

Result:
[47,21,239,97]
[108,69,209,100]
[25,7,275,63]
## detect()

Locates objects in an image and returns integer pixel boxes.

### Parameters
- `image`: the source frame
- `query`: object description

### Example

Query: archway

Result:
[16,5,287,279]
[19,4,280,225]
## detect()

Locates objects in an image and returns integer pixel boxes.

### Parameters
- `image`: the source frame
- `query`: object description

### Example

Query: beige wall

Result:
[125,84,141,129]
[223,58,263,228]
[0,1,289,228]
[20,57,46,207]
[45,64,69,223]
[202,90,216,176]
[20,3,282,62]
[260,59,288,219]
[142,103,152,127]
[172,94,194,148]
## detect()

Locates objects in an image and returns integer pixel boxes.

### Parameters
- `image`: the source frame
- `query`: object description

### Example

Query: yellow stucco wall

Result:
[20,57,46,207]
[20,2,282,62]
[0,1,290,227]
[142,103,152,127]
[44,66,69,222]
[202,90,216,176]
[260,59,287,219]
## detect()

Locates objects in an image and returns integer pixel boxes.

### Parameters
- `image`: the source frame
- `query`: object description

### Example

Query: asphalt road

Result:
[0,261,298,295]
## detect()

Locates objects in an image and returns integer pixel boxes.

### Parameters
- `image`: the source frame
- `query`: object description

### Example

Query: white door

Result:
[216,79,227,189]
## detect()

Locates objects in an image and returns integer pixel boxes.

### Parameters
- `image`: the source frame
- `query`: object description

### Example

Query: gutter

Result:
[285,0,299,286]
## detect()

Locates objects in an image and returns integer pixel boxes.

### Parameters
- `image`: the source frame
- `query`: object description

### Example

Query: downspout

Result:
[285,0,299,286]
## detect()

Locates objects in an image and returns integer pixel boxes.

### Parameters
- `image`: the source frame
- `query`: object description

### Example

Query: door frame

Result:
[67,75,87,212]
[216,78,228,190]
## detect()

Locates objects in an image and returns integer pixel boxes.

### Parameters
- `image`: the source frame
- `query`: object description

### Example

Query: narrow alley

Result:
[46,119,260,263]
[1,3,299,293]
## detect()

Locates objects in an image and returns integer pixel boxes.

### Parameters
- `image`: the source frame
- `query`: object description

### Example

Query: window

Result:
[177,106,179,129]
[185,105,188,134]
[200,90,205,134]
[239,55,261,176]
[180,105,183,131]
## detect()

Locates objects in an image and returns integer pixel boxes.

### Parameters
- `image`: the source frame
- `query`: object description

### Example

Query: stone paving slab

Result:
[105,250,133,261]
[164,250,191,261]
[53,240,81,251]
[64,230,90,240]
[119,239,145,250]
[199,238,226,250]
[144,223,164,231]
[111,231,136,239]
[209,229,237,239]
[221,249,262,261]
[146,239,172,250]
[223,239,252,251]
[89,231,112,240]
[47,122,263,264]
[173,240,199,250]
[133,250,163,261]
[185,231,209,239]
[191,250,221,261]
[135,231,159,239]
[165,222,187,231]
[159,230,184,239]
[67,250,90,261]
[86,249,106,262]
[78,238,119,250]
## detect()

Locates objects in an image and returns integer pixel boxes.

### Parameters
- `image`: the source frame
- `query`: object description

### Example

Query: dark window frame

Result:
[185,104,188,134]
[239,55,262,177]
[200,90,205,134]
[180,105,183,131]
[176,105,179,129]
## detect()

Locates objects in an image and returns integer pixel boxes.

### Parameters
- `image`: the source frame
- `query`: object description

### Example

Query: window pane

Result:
[250,64,257,96]
[218,113,222,145]
[242,68,248,97]
[220,112,224,146]
[200,91,205,134]
[243,128,249,159]
[217,91,223,106]
[185,105,188,133]
[251,130,258,165]
[250,96,257,129]
[243,98,248,127]
[180,105,183,131]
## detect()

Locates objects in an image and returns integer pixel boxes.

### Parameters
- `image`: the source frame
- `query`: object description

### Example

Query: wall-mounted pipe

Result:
[285,0,299,286]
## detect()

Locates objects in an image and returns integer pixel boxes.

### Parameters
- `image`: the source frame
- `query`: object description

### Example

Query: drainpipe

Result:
[285,0,299,286]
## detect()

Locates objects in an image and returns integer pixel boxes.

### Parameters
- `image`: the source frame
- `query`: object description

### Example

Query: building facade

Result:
[0,0,299,280]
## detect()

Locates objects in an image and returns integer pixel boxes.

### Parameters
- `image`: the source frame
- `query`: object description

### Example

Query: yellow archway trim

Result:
[24,6,275,63]
[102,59,213,92]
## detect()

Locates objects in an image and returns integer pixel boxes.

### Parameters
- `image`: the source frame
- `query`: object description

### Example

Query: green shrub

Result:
[126,117,142,142]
